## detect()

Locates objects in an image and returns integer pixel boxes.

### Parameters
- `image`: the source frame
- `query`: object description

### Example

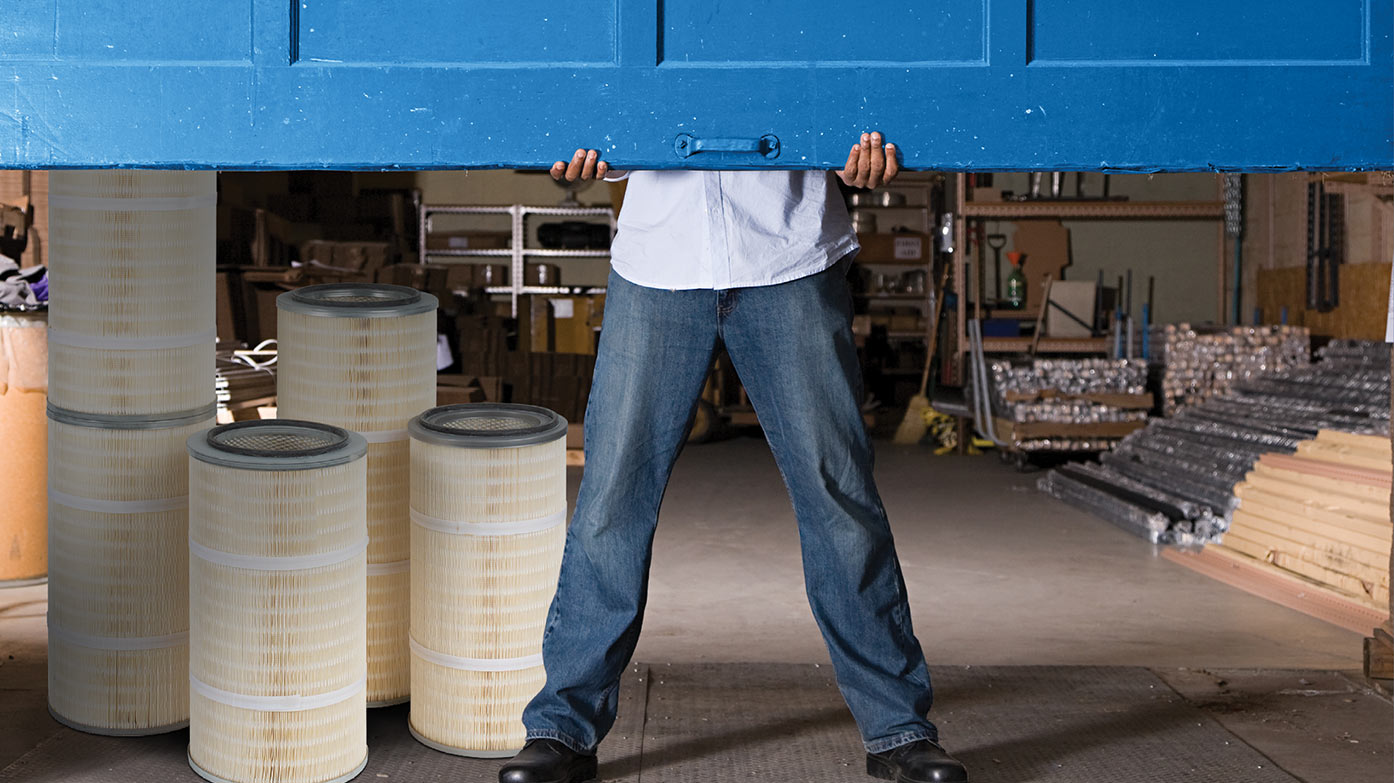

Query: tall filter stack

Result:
[408,404,568,757]
[276,283,438,707]
[187,421,369,783]
[45,170,215,735]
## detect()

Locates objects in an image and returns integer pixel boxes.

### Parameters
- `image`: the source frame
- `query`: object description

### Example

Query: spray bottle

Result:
[1005,251,1027,310]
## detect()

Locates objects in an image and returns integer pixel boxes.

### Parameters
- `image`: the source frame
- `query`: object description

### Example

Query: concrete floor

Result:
[1,436,1389,781]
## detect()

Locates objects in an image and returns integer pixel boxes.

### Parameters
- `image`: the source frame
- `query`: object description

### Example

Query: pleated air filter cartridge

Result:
[46,403,215,735]
[187,421,369,783]
[276,283,438,707]
[47,171,215,416]
[407,404,568,757]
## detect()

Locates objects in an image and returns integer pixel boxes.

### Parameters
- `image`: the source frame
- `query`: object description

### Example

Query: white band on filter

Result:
[189,674,366,713]
[409,508,566,538]
[409,637,542,672]
[366,559,411,576]
[47,328,216,351]
[48,193,218,212]
[190,536,368,572]
[47,617,188,652]
[359,429,409,444]
[48,489,187,515]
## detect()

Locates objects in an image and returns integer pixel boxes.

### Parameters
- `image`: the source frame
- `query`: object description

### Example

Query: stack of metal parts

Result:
[991,358,1149,452]
[1151,323,1310,415]
[1039,345,1389,547]
[1316,338,1389,369]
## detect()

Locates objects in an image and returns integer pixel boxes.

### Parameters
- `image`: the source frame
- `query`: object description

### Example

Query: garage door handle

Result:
[674,134,780,160]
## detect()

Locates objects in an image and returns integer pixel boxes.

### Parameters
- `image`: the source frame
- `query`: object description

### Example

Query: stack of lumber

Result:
[1219,430,1390,612]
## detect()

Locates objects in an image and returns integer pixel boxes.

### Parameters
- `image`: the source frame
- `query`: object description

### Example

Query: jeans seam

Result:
[523,728,592,755]
[865,730,937,754]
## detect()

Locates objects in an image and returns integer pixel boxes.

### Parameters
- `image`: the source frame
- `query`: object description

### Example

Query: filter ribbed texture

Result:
[46,415,211,734]
[276,308,436,432]
[409,660,547,755]
[47,171,214,415]
[278,306,435,706]
[188,457,367,783]
[48,637,188,733]
[409,433,566,754]
[367,570,411,704]
[48,343,213,416]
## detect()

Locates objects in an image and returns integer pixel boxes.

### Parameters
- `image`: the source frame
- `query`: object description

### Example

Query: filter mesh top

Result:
[189,420,368,470]
[278,283,438,318]
[410,404,568,449]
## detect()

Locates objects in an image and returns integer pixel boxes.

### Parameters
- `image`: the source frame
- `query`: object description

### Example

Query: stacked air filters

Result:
[408,404,568,757]
[187,421,369,783]
[45,171,216,735]
[276,284,438,706]
[0,312,48,587]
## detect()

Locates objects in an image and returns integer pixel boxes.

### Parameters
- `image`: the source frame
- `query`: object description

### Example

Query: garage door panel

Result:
[0,1,1389,169]
[1030,0,1367,64]
[659,0,986,64]
[298,0,619,65]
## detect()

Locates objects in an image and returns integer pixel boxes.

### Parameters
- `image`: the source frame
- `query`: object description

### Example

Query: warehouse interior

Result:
[1,4,1393,783]
[1,166,1390,783]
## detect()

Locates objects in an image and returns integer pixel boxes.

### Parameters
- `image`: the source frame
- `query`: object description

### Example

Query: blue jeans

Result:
[521,261,937,755]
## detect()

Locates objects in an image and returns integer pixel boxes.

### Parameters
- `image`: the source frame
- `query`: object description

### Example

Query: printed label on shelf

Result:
[893,236,922,260]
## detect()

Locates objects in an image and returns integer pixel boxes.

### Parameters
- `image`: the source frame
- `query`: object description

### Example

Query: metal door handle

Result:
[674,134,780,160]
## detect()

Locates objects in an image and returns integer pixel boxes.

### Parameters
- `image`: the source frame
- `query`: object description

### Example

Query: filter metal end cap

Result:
[409,403,568,449]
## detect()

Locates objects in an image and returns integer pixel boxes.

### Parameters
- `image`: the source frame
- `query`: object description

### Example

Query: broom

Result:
[893,261,952,445]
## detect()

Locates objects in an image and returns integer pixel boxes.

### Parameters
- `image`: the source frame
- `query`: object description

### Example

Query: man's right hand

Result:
[551,148,610,181]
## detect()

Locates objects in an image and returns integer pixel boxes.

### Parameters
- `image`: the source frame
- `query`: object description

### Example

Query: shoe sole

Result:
[865,754,969,783]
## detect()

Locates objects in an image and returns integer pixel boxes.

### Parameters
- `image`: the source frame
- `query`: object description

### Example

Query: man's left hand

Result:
[836,132,899,189]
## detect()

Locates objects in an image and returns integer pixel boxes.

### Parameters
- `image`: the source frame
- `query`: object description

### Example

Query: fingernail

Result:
[886,144,895,150]
[575,149,585,157]
[872,132,881,141]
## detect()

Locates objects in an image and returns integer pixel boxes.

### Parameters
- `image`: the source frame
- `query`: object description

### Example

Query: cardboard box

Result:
[856,232,927,264]
[1045,281,1097,338]
[548,295,605,355]
[215,272,239,346]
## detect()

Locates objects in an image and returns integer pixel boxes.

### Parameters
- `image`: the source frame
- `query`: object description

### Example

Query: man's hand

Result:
[551,148,610,181]
[836,132,899,189]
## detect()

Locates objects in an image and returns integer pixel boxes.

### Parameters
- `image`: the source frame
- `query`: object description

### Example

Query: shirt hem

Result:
[612,237,860,291]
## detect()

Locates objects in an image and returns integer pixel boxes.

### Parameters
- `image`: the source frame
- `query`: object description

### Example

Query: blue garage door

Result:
[1,1,1389,170]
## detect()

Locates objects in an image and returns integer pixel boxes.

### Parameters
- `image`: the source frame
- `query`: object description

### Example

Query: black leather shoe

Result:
[499,739,598,783]
[866,739,969,783]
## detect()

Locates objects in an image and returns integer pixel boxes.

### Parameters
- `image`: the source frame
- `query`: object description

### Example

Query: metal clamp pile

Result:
[1151,324,1310,416]
[1039,341,1389,547]
[990,358,1149,451]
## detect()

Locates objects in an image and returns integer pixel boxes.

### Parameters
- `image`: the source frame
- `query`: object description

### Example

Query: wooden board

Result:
[1233,489,1391,551]
[1296,440,1392,473]
[1226,513,1390,576]
[994,417,1145,441]
[1316,429,1392,459]
[1257,263,1393,341]
[1236,475,1391,525]
[1161,546,1389,636]
[1254,457,1391,497]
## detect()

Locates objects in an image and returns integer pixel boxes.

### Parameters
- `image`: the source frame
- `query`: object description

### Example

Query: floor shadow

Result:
[602,704,853,779]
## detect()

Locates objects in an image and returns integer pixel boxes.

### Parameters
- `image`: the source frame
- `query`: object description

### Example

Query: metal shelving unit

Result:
[848,178,943,345]
[418,203,616,316]
[949,172,1229,384]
